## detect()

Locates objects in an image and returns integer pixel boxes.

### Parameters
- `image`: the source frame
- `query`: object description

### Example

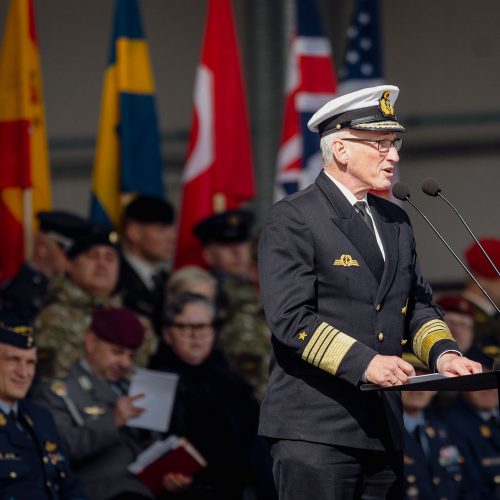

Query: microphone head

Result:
[392,182,411,201]
[422,178,441,197]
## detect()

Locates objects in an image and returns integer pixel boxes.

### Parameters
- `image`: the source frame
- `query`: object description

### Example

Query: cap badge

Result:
[379,91,395,117]
[333,254,359,267]
[228,214,240,227]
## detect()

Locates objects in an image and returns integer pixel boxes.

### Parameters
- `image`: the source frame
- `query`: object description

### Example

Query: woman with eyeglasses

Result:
[149,292,263,500]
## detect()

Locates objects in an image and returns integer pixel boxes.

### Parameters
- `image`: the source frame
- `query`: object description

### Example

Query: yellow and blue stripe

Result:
[90,0,163,229]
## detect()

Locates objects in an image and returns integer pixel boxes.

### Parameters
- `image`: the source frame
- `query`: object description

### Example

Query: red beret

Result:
[465,238,500,279]
[436,295,475,318]
[90,308,145,350]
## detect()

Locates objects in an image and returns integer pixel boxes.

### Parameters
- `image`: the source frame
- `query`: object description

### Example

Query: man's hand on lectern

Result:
[437,352,482,377]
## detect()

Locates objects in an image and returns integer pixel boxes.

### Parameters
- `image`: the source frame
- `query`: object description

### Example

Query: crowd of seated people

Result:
[0,195,498,499]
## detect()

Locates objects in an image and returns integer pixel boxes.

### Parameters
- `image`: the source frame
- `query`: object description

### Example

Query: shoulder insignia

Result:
[480,424,492,438]
[78,375,93,391]
[0,413,6,426]
[333,254,359,268]
[51,381,67,397]
[44,441,57,453]
[83,406,105,416]
[298,332,308,341]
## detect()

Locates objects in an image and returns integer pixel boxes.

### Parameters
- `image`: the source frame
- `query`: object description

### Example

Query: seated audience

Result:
[402,353,466,499]
[33,308,154,500]
[0,313,85,499]
[442,350,500,500]
[166,266,217,302]
[34,228,154,377]
[119,195,176,337]
[149,292,260,499]
[0,210,93,321]
[462,238,500,342]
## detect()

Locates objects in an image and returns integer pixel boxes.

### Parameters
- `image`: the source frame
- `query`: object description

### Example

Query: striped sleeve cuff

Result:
[412,319,455,367]
[301,322,357,375]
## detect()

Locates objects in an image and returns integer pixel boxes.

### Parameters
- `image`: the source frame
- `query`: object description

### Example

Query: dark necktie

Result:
[354,201,376,237]
[414,424,431,458]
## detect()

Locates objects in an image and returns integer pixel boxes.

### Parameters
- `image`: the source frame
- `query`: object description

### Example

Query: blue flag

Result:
[90,0,164,229]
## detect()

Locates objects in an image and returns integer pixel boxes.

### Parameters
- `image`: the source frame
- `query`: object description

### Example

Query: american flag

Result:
[338,0,384,95]
[273,0,337,201]
[338,0,399,202]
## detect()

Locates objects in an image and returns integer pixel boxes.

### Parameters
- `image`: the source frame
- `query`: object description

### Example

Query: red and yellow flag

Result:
[0,0,51,282]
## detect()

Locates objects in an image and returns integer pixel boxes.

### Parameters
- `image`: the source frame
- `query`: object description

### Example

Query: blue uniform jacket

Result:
[0,400,85,500]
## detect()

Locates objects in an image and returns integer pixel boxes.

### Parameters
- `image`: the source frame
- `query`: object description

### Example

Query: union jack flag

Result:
[273,0,337,201]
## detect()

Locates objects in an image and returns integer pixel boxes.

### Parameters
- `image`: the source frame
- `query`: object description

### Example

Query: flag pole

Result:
[23,188,33,261]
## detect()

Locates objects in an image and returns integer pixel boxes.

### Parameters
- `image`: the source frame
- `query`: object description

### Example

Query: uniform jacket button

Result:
[378,332,384,342]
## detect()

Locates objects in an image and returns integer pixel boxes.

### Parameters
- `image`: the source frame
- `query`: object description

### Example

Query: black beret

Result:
[0,312,35,349]
[193,209,254,245]
[66,227,119,260]
[37,211,94,252]
[124,195,175,225]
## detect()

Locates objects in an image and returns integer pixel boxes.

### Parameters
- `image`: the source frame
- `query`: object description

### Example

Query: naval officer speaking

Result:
[258,85,482,499]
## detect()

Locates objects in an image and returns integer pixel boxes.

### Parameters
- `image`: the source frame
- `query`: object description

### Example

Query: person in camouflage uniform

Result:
[217,278,271,402]
[34,229,155,379]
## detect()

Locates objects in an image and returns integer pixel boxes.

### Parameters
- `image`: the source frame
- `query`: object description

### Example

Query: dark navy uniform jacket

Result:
[0,264,49,322]
[403,410,466,499]
[444,396,500,499]
[258,171,457,451]
[0,400,85,499]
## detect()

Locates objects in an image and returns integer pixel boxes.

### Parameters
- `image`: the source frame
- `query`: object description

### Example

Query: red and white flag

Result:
[175,0,255,269]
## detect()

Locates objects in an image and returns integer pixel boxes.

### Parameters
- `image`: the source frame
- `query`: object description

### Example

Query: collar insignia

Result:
[51,381,67,397]
[333,254,359,267]
[0,413,6,427]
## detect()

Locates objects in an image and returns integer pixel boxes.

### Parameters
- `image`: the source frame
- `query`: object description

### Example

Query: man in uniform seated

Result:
[0,313,85,499]
[442,349,500,499]
[401,353,466,499]
[0,210,93,321]
[33,308,154,500]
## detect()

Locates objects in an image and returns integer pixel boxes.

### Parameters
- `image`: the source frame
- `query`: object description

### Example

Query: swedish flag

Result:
[90,0,164,229]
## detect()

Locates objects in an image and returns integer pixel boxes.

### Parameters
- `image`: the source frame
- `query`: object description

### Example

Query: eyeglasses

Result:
[170,322,214,338]
[342,137,402,153]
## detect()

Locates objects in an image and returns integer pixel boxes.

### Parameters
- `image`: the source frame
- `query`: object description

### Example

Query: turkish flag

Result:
[174,0,255,269]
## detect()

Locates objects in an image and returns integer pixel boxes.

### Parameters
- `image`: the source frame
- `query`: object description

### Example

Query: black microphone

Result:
[422,177,500,278]
[392,182,500,314]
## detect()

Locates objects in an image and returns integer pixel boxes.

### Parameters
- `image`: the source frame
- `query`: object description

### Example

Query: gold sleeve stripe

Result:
[413,319,454,366]
[302,322,357,375]
[302,322,335,364]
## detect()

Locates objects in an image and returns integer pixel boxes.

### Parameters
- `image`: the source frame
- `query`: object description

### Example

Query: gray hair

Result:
[320,130,350,166]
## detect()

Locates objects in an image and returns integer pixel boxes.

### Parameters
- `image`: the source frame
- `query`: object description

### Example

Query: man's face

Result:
[127,222,176,264]
[84,333,135,382]
[464,388,499,412]
[402,390,437,414]
[333,130,400,196]
[0,345,37,404]
[164,302,215,366]
[203,241,252,278]
[444,312,475,353]
[67,245,119,297]
[34,233,69,277]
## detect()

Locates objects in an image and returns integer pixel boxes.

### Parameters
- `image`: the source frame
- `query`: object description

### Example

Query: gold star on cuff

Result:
[298,332,308,341]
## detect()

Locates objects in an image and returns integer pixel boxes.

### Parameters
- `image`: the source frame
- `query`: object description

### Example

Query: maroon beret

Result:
[436,295,475,318]
[90,308,145,350]
[465,238,500,279]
